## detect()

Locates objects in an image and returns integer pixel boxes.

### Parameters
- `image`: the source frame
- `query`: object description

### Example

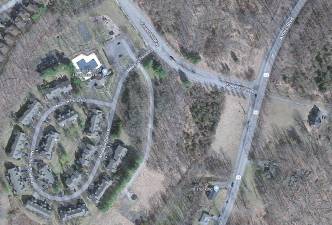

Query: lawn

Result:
[180,47,201,64]
[31,4,48,22]
[41,63,75,82]
[142,57,166,80]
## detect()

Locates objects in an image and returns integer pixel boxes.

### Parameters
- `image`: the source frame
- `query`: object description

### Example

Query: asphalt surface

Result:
[268,94,332,110]
[28,47,153,202]
[0,0,21,14]
[28,98,115,201]
[115,1,307,223]
[116,0,255,95]
[120,42,154,194]
[218,0,308,224]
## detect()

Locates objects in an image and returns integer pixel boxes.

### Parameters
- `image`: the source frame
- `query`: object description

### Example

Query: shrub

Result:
[98,148,143,211]
[180,47,201,64]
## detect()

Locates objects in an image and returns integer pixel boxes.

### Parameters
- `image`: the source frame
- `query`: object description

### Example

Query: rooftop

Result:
[45,80,73,100]
[25,197,52,219]
[58,202,88,222]
[66,171,82,191]
[88,110,103,135]
[19,101,42,126]
[38,131,59,160]
[7,166,29,194]
[106,145,128,173]
[9,132,28,160]
[72,53,102,80]
[88,176,113,204]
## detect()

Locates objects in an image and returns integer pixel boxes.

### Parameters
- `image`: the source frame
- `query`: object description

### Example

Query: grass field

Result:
[31,5,48,22]
[143,57,167,80]
[41,63,75,82]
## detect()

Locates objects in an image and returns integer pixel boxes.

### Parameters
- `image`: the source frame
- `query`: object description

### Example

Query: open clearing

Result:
[262,95,330,136]
[129,165,166,210]
[210,95,249,165]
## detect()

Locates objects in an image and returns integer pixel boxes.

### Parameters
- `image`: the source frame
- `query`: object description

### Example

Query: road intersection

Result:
[10,0,307,221]
[218,0,307,223]
[116,0,308,224]
[116,0,255,95]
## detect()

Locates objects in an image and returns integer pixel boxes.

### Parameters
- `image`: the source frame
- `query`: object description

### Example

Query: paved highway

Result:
[116,0,255,95]
[28,47,154,201]
[115,0,308,223]
[218,0,307,224]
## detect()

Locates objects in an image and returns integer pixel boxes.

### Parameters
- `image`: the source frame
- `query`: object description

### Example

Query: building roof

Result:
[114,145,128,161]
[77,58,98,71]
[19,101,42,126]
[89,177,113,204]
[58,202,88,222]
[25,198,52,218]
[38,131,59,160]
[65,172,82,191]
[57,111,78,127]
[45,80,73,100]
[106,145,127,173]
[38,164,55,188]
[10,132,28,159]
[79,144,97,167]
[308,105,323,127]
[88,110,103,134]
[206,185,219,200]
[7,166,29,194]
[199,211,212,225]
[72,53,102,75]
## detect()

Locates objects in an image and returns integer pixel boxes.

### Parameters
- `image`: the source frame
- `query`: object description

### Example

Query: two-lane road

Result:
[218,0,307,224]
[116,0,254,94]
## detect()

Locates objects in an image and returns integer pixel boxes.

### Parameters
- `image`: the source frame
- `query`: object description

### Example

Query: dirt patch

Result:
[211,95,248,165]
[130,165,165,210]
[84,205,134,225]
[262,97,309,133]
[0,192,10,225]
[262,95,330,137]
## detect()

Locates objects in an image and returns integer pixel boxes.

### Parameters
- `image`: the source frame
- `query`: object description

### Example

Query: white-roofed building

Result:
[72,53,102,80]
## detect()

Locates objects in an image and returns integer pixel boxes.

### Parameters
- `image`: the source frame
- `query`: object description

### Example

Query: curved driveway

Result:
[28,98,115,201]
[116,0,254,94]
[29,48,154,201]
[115,0,308,224]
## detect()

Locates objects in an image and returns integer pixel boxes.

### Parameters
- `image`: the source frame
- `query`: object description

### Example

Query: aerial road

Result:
[116,0,255,95]
[28,46,154,202]
[115,0,308,224]
[218,0,308,224]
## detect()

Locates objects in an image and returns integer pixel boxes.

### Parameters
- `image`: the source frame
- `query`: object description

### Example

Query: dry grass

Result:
[211,95,249,165]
